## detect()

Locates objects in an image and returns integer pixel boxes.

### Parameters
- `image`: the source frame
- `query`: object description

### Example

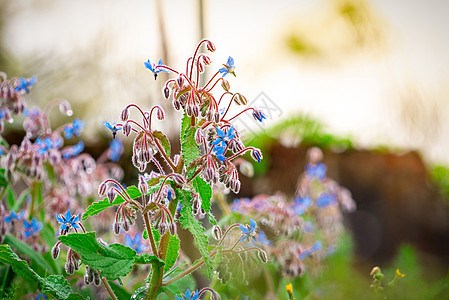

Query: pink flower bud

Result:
[51,244,60,259]
[107,189,117,204]
[177,76,184,87]
[221,79,230,91]
[163,87,170,99]
[98,181,107,196]
[120,107,129,122]
[212,225,222,240]
[169,222,177,235]
[202,55,211,65]
[113,221,121,235]
[206,41,216,52]
[195,129,204,145]
[156,106,165,120]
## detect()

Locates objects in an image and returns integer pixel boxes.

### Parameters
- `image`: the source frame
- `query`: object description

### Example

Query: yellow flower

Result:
[286,283,293,294]
[396,269,405,278]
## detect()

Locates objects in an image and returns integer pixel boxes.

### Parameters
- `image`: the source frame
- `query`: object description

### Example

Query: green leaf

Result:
[178,190,213,278]
[192,177,216,225]
[58,232,136,280]
[3,234,53,276]
[131,283,149,300]
[5,187,14,209]
[109,281,132,300]
[164,234,180,272]
[153,130,171,157]
[11,190,30,212]
[82,185,141,220]
[0,244,40,282]
[135,253,164,266]
[0,168,8,188]
[0,245,81,299]
[181,114,200,170]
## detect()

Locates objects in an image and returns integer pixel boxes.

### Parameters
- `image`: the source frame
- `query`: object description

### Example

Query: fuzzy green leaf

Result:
[3,234,53,276]
[82,185,141,220]
[5,187,14,209]
[0,168,8,188]
[164,234,180,272]
[181,114,201,170]
[58,232,136,280]
[153,130,171,157]
[134,253,164,266]
[0,245,82,299]
[178,190,213,278]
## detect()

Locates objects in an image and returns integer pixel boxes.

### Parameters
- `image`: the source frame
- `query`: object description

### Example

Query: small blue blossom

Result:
[212,126,235,147]
[239,293,249,300]
[14,76,37,93]
[35,292,48,300]
[253,110,266,123]
[300,241,322,260]
[174,289,199,300]
[62,141,84,159]
[4,210,25,223]
[219,56,236,77]
[108,139,124,162]
[124,233,145,253]
[292,195,311,215]
[213,144,226,163]
[258,230,271,245]
[103,121,122,139]
[23,218,43,238]
[306,163,327,181]
[36,137,63,155]
[0,109,6,119]
[239,218,257,243]
[315,193,336,208]
[144,59,170,80]
[56,209,80,232]
[64,118,85,139]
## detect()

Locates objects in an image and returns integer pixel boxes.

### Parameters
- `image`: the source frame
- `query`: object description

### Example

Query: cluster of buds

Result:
[0,73,35,131]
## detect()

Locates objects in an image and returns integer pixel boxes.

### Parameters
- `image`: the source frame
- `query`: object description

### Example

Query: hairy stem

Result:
[143,212,159,257]
[101,277,117,300]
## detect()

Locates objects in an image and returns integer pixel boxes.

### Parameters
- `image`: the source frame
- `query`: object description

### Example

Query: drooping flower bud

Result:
[206,40,216,52]
[123,122,131,136]
[98,181,107,197]
[258,249,268,263]
[113,221,121,235]
[212,225,222,240]
[107,189,117,204]
[156,106,165,120]
[120,107,129,122]
[202,55,212,65]
[51,244,60,259]
[221,79,230,91]
[250,148,263,163]
[169,222,177,235]
[195,128,204,145]
[65,260,75,274]
[163,87,170,99]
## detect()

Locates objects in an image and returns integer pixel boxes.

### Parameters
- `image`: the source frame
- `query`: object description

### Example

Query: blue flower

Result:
[103,121,122,139]
[315,193,336,208]
[212,126,235,147]
[23,218,43,238]
[239,293,249,300]
[4,210,25,223]
[175,289,199,300]
[108,139,124,162]
[36,137,63,155]
[64,118,85,139]
[14,76,37,93]
[124,233,145,253]
[56,209,80,232]
[306,163,327,181]
[292,195,311,215]
[299,241,322,260]
[219,56,236,77]
[213,144,226,163]
[144,59,170,80]
[35,292,48,300]
[0,109,6,119]
[62,141,84,159]
[258,230,271,245]
[239,218,257,243]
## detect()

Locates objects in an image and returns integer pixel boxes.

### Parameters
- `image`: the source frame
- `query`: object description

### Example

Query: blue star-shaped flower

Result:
[35,292,48,300]
[103,121,123,139]
[212,126,236,147]
[36,137,63,155]
[144,59,170,80]
[219,56,236,77]
[213,144,226,163]
[299,241,322,260]
[23,218,43,238]
[239,218,257,243]
[4,210,25,223]
[306,163,327,181]
[108,139,124,162]
[62,141,84,159]
[292,195,311,215]
[124,233,145,253]
[14,76,37,93]
[175,289,199,300]
[64,118,85,139]
[56,209,80,232]
[315,193,336,208]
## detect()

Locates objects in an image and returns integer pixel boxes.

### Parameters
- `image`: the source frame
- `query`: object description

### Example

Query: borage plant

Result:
[57,40,267,299]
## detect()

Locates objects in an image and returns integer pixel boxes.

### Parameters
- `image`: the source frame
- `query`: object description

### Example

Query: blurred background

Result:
[1,0,449,292]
